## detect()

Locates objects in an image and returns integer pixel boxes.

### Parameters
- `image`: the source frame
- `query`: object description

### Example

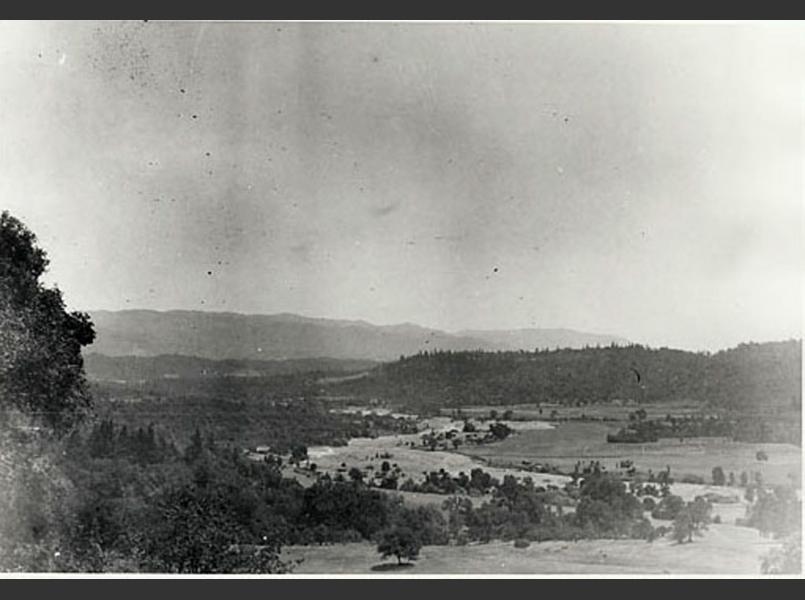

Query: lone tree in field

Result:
[711,466,726,487]
[377,526,422,565]
[671,497,712,544]
[0,210,95,435]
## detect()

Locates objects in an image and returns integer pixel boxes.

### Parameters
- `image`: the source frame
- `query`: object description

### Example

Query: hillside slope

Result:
[329,340,802,417]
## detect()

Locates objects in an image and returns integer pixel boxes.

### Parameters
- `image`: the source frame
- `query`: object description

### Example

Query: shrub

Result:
[513,538,531,549]
[651,494,685,521]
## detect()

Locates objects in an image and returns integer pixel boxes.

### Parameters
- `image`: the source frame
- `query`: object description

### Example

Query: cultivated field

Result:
[459,421,802,486]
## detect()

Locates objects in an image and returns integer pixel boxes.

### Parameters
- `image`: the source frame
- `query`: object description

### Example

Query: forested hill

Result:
[328,340,802,414]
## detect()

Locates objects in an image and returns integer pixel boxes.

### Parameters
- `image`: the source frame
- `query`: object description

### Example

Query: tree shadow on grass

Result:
[370,562,416,572]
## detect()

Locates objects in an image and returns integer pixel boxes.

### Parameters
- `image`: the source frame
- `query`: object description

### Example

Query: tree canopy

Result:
[1,211,95,435]
[377,525,422,565]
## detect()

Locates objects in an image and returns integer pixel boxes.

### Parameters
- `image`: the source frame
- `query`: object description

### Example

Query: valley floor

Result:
[282,522,779,575]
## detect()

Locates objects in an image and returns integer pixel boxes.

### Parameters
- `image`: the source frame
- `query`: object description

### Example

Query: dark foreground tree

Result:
[138,480,291,574]
[1,210,95,435]
[1,211,97,571]
[377,526,422,565]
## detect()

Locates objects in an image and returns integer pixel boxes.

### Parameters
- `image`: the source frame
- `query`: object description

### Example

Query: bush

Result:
[647,525,671,542]
[574,472,644,536]
[513,538,531,549]
[392,505,448,546]
[642,497,657,511]
[651,495,685,521]
[631,517,655,540]
[680,474,705,484]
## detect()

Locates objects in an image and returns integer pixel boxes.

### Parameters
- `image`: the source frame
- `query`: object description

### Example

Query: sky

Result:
[1,21,802,351]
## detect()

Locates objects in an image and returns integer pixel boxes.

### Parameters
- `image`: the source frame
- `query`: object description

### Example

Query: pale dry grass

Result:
[282,522,779,575]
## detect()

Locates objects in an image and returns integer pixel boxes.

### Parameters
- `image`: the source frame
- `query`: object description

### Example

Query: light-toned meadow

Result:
[459,422,801,487]
[282,522,779,575]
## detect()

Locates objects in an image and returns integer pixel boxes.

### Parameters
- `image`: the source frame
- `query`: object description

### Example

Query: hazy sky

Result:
[1,21,802,350]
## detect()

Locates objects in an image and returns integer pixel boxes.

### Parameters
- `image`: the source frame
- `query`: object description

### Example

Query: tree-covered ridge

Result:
[331,342,801,415]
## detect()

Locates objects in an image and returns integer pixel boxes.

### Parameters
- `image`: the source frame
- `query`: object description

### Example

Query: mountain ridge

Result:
[86,309,629,362]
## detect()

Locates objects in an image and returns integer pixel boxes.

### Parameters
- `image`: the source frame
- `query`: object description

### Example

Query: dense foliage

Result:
[1,210,96,434]
[89,390,417,453]
[444,470,655,544]
[2,420,452,572]
[333,344,800,410]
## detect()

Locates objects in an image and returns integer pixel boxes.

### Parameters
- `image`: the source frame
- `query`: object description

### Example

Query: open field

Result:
[303,419,569,488]
[282,523,780,575]
[305,433,570,488]
[460,422,802,486]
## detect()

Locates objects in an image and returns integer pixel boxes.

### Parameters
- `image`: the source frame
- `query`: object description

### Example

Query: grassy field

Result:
[282,523,779,575]
[459,422,802,486]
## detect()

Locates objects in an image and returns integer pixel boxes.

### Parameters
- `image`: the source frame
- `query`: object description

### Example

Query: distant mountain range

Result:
[85,309,628,363]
